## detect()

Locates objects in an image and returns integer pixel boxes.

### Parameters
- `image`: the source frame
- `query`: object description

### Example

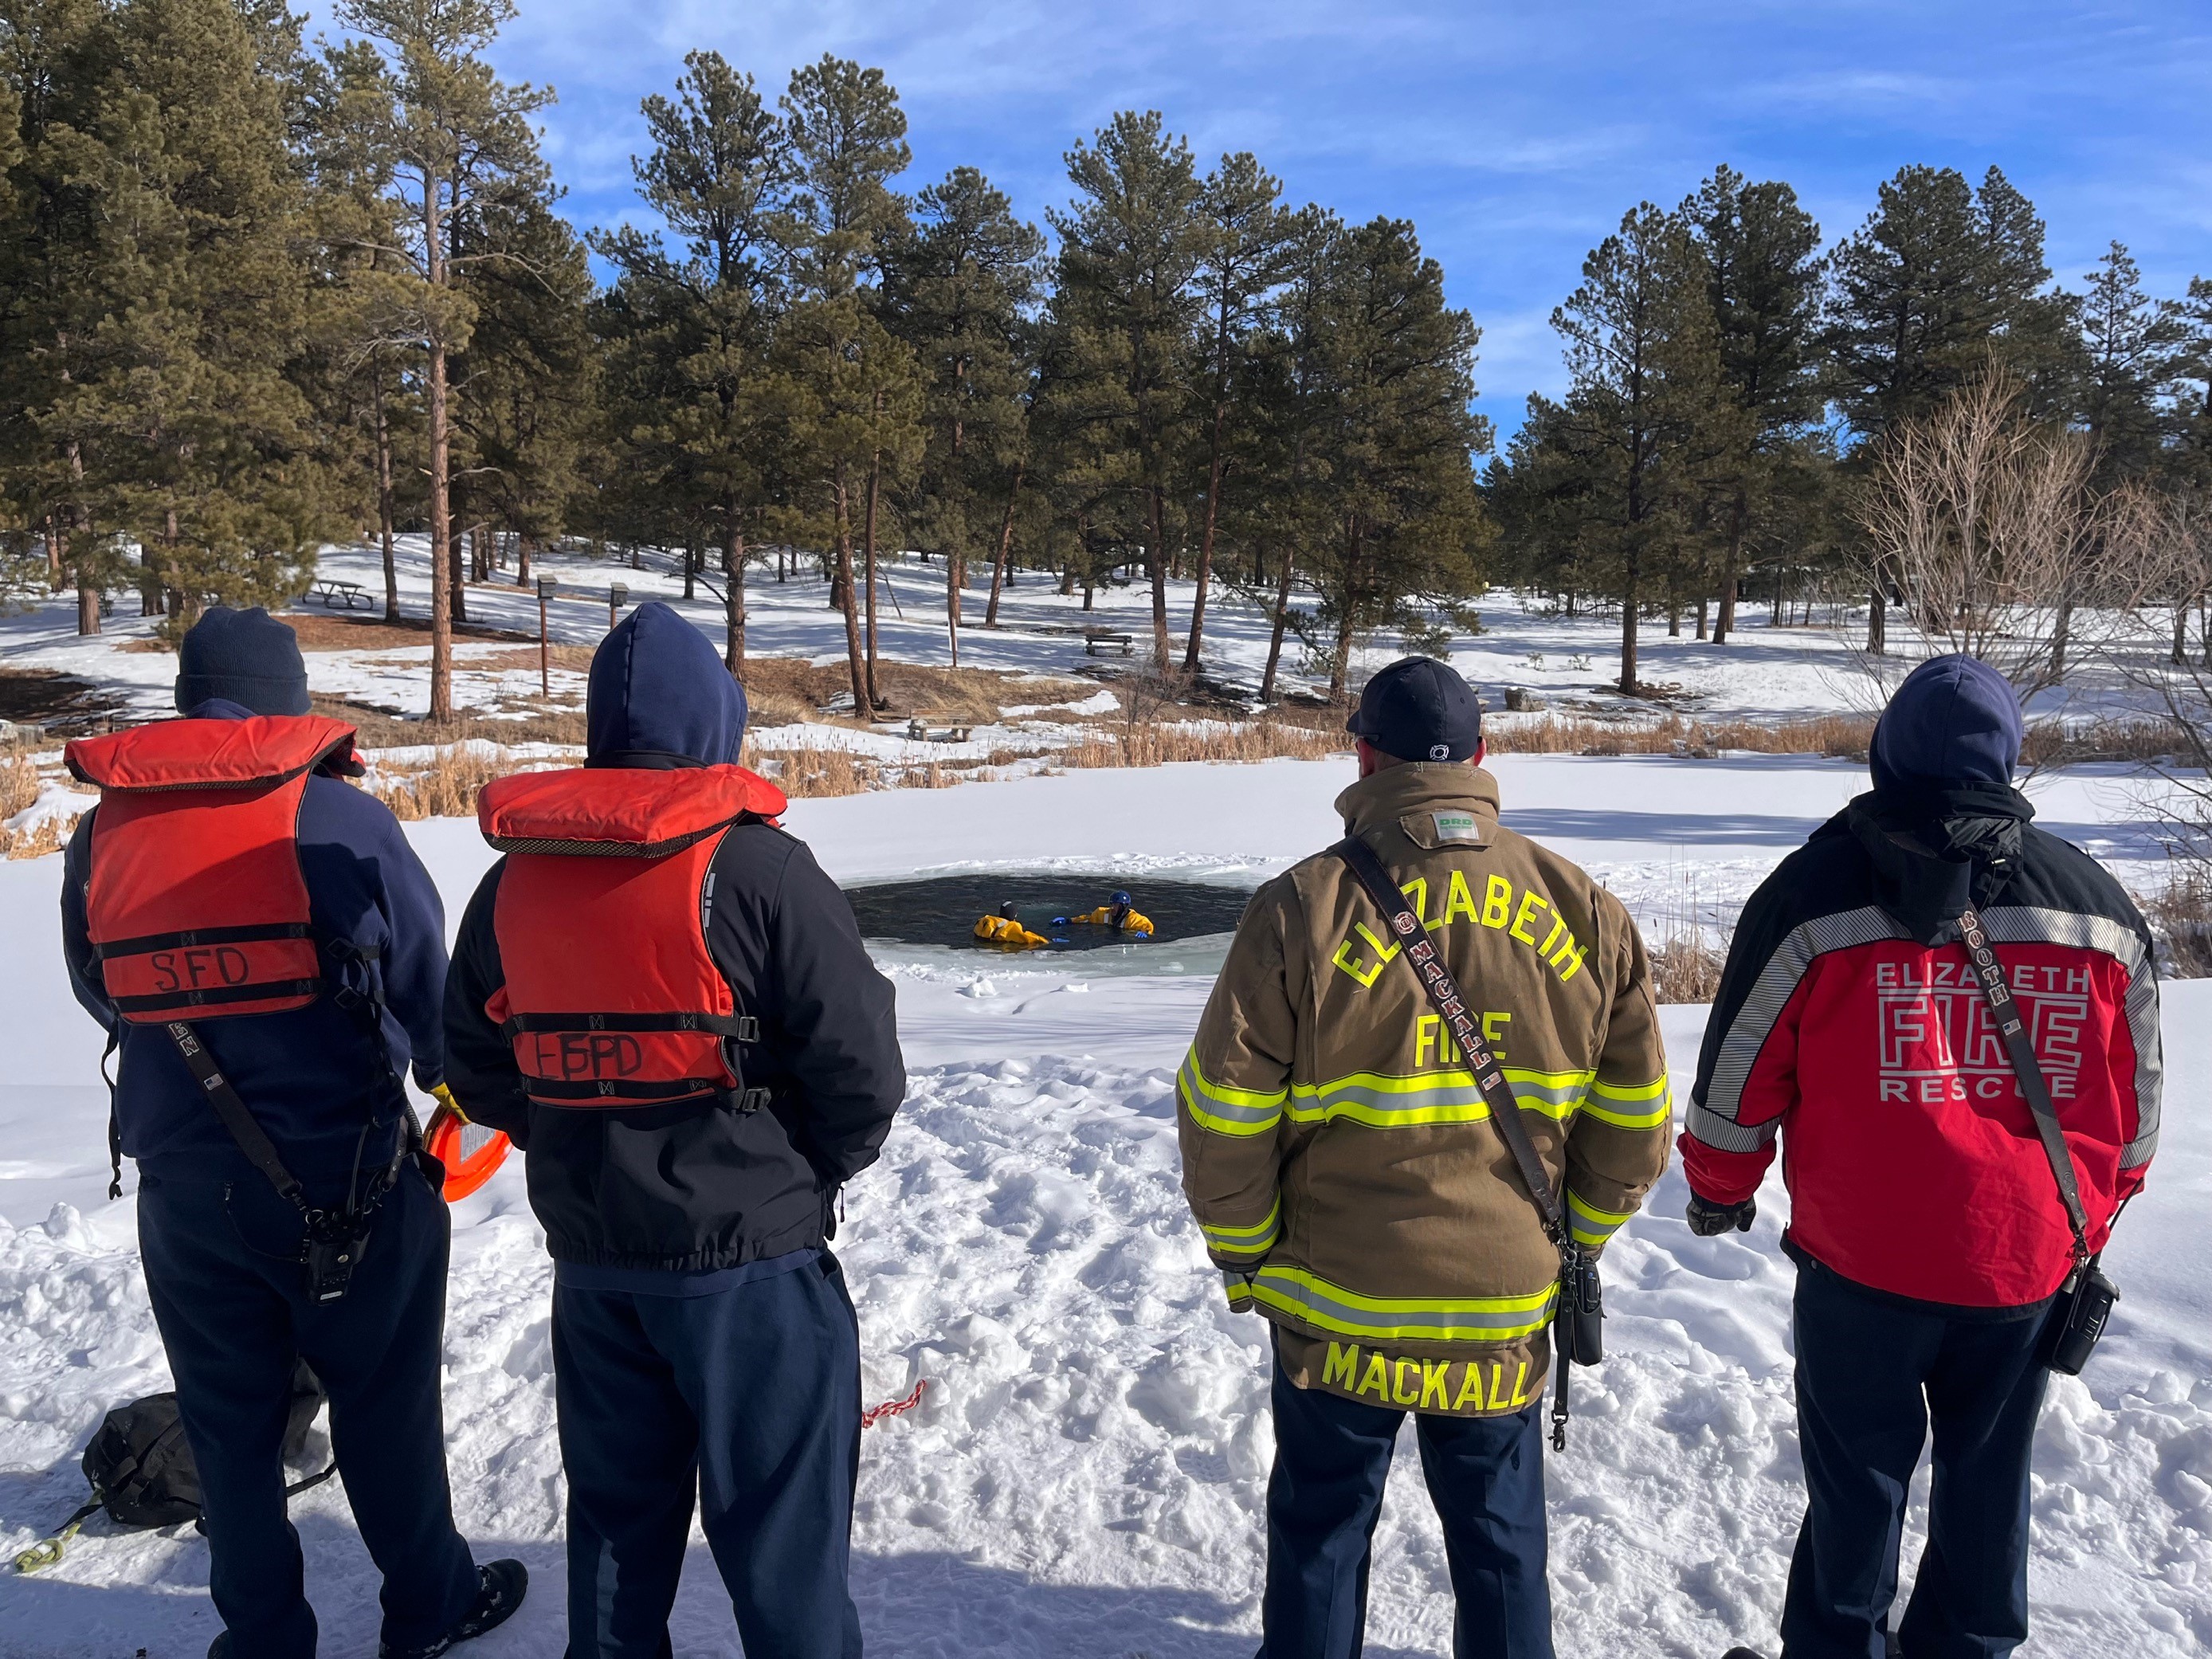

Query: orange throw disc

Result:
[424,1106,510,1202]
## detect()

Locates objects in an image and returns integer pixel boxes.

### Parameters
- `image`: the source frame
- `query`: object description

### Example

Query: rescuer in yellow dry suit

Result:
[973,903,1051,949]
[1065,891,1155,936]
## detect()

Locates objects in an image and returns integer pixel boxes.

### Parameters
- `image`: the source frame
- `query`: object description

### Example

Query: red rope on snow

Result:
[861,1379,928,1428]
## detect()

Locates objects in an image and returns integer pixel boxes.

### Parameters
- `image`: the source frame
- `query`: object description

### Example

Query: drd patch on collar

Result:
[1431,810,1484,844]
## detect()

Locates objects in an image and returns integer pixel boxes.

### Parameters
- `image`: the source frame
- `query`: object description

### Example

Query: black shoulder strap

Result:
[1332,835,1563,1241]
[1955,907,2091,1265]
[163,1021,311,1215]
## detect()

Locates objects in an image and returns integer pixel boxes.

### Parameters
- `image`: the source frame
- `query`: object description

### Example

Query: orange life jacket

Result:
[480,764,789,1109]
[67,716,362,1022]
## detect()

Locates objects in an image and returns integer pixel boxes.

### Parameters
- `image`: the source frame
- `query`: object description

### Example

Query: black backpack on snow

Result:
[13,1361,333,1571]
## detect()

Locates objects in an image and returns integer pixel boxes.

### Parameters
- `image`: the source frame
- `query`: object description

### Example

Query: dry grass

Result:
[0,756,39,817]
[1495,712,1876,759]
[314,696,589,750]
[2144,865,2212,979]
[1649,935,1728,1004]
[1052,721,1344,770]
[2,816,69,859]
[367,746,524,822]
[279,610,535,649]
[465,645,598,675]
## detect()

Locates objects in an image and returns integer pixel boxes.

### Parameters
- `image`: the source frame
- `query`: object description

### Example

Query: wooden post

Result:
[538,575,559,696]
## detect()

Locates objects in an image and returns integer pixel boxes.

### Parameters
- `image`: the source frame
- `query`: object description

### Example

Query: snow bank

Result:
[0,758,2205,1655]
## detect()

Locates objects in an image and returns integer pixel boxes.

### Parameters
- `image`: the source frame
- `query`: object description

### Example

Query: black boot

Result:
[378,1559,529,1658]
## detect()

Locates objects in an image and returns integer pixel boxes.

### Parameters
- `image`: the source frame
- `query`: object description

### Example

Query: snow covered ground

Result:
[0,753,2206,1657]
[1,529,2167,731]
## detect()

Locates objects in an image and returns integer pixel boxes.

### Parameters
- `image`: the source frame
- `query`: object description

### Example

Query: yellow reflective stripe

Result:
[1583,1075,1672,1129]
[1243,1265,1559,1343]
[1567,1189,1633,1247]
[1179,1051,1287,1137]
[1222,1274,1258,1311]
[1200,1200,1280,1258]
[1286,1067,1593,1128]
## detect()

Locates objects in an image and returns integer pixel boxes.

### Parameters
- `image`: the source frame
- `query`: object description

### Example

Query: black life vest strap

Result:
[521,1074,771,1109]
[163,1020,310,1213]
[112,979,324,1015]
[100,1031,121,1202]
[500,1012,761,1041]
[1955,907,2094,1265]
[89,921,317,962]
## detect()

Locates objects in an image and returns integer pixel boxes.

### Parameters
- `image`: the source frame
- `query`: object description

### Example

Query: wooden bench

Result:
[308,578,369,610]
[1084,630,1135,657]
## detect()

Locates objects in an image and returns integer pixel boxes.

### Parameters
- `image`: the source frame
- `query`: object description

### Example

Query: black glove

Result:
[1687,1194,1756,1237]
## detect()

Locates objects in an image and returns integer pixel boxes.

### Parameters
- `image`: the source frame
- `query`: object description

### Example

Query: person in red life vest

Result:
[441,602,904,1659]
[1685,655,2160,1659]
[59,606,526,1659]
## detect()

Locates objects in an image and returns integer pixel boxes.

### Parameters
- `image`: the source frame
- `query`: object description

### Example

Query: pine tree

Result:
[597,50,792,674]
[334,0,551,720]
[2074,242,2184,487]
[1050,112,1205,672]
[1182,150,1294,672]
[880,165,1043,652]
[775,55,920,712]
[1306,216,1489,701]
[1539,204,1727,693]
[1684,165,1824,645]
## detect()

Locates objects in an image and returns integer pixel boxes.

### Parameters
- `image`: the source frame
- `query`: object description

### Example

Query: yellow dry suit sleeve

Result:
[1563,894,1672,1257]
[1178,884,1297,1274]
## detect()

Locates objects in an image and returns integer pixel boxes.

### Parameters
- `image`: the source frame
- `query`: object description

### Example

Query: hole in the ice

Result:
[846,873,1254,953]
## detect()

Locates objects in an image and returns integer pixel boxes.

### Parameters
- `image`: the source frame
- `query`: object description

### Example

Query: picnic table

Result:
[308,578,369,610]
[1084,629,1135,657]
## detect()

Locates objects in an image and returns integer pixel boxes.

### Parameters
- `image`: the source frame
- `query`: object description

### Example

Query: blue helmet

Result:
[1111,890,1132,907]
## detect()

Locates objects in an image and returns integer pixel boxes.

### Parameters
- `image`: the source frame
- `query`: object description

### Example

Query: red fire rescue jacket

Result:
[67,716,363,1023]
[1684,789,2160,1309]
[478,764,790,1109]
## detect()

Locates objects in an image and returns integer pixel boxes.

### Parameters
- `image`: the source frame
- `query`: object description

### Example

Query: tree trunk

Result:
[373,375,399,622]
[427,351,453,718]
[1260,547,1296,704]
[833,468,868,713]
[2051,598,2074,684]
[78,583,101,636]
[1716,577,1735,646]
[1618,551,1639,695]
[723,516,746,674]
[2174,605,2189,667]
[45,516,62,586]
[1866,569,1886,656]
[683,544,696,602]
[1183,404,1229,673]
[1146,488,1171,673]
[1695,596,1708,640]
[864,445,883,707]
[983,465,1024,627]
[516,535,532,586]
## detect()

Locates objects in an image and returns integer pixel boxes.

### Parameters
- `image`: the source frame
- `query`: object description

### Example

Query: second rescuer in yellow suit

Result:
[1176,655,1670,1658]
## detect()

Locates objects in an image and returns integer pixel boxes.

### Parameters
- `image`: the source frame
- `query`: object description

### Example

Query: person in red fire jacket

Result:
[1687,654,2159,1659]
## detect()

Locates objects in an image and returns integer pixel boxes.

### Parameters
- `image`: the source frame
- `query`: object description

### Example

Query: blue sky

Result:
[311,0,2212,443]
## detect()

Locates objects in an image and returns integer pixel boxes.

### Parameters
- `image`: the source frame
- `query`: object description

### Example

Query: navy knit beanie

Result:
[1869,654,2023,794]
[175,606,312,716]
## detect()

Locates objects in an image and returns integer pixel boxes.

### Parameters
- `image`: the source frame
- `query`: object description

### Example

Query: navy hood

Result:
[1869,654,2022,795]
[585,602,747,767]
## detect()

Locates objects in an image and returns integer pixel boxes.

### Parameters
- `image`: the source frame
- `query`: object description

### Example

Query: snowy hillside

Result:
[0,755,2206,1657]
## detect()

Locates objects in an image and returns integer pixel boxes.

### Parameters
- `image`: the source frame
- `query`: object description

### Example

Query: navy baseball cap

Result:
[1346,657,1483,763]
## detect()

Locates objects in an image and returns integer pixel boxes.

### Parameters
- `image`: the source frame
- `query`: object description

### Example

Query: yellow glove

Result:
[429,1081,469,1125]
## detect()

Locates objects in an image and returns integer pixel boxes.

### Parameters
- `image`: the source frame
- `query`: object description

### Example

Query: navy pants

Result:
[554,1252,863,1659]
[1782,1262,2053,1659]
[1260,1343,1553,1659]
[137,1153,478,1658]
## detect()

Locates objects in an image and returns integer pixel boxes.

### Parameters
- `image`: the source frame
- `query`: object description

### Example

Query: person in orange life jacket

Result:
[59,606,524,1659]
[441,602,904,1659]
[1687,656,2160,1659]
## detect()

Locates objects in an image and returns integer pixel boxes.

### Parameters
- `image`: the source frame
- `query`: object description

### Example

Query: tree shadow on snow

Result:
[0,1525,1438,1659]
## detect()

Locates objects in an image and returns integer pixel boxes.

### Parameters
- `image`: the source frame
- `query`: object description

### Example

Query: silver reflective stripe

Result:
[1980,904,2162,1167]
[1251,1269,1558,1339]
[1686,1098,1778,1153]
[1699,905,1905,1126]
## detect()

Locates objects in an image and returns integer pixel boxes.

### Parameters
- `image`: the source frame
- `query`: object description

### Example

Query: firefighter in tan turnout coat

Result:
[1178,657,1670,1659]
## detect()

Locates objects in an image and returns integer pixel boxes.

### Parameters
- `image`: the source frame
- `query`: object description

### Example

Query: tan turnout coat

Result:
[1177,763,1671,1415]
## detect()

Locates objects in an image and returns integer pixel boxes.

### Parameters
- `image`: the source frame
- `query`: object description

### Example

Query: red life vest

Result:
[67,717,361,1023]
[480,765,789,1109]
